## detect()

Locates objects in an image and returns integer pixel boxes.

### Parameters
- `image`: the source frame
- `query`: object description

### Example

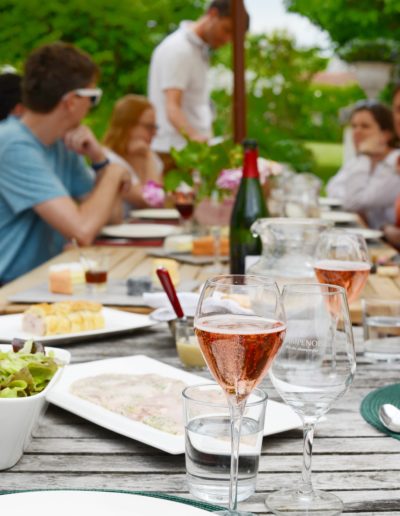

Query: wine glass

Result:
[194,275,286,516]
[266,283,356,515]
[172,186,195,234]
[314,229,371,304]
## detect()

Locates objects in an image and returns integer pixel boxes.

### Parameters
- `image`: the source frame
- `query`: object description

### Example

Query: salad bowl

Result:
[0,343,70,469]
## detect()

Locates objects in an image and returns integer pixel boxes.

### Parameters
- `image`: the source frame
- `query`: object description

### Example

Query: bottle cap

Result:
[242,139,258,150]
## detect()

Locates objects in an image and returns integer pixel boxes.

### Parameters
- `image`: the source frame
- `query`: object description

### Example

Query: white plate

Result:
[318,196,342,207]
[0,491,209,516]
[344,227,383,240]
[130,208,180,220]
[320,211,359,224]
[0,308,154,344]
[101,223,180,239]
[47,355,302,454]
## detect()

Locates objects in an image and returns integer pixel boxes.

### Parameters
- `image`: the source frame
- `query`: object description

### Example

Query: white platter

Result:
[344,227,383,240]
[130,208,180,220]
[318,196,342,207]
[320,211,359,224]
[47,355,302,454]
[101,223,180,239]
[0,491,209,516]
[0,308,154,345]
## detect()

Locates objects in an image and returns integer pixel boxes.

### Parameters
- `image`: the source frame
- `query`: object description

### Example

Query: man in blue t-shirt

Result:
[0,42,130,283]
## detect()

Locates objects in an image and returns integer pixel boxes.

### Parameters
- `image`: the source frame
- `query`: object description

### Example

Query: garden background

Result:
[1,0,399,183]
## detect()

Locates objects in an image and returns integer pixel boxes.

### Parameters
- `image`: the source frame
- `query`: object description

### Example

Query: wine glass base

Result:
[214,510,254,516]
[266,488,343,516]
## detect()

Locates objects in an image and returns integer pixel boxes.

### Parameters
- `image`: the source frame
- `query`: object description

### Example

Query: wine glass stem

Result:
[228,398,246,512]
[300,422,316,496]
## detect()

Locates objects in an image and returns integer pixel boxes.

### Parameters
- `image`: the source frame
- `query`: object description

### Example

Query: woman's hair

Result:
[103,94,152,157]
[351,100,397,147]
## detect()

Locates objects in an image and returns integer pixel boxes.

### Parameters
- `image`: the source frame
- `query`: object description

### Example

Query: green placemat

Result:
[0,489,224,512]
[360,383,400,440]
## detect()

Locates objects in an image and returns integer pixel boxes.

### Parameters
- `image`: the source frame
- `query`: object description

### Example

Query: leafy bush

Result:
[338,38,400,63]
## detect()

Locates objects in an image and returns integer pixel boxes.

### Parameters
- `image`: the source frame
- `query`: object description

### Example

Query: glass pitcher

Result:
[248,218,332,280]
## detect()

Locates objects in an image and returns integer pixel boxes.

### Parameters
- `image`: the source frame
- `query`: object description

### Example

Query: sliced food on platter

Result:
[47,355,302,454]
[0,306,154,344]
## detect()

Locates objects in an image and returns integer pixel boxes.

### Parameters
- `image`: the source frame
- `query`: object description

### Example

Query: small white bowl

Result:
[0,344,71,470]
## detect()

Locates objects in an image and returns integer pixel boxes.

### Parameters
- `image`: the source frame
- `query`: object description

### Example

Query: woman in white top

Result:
[103,94,164,208]
[327,100,400,229]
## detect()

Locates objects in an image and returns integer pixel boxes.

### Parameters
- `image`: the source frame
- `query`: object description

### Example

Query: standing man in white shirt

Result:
[148,0,248,171]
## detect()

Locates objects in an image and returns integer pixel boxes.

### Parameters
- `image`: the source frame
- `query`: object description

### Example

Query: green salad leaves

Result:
[0,340,59,398]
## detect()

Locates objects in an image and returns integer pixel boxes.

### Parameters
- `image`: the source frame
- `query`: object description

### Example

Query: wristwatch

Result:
[91,158,110,171]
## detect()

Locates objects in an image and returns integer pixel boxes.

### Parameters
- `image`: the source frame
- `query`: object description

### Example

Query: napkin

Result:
[144,292,199,321]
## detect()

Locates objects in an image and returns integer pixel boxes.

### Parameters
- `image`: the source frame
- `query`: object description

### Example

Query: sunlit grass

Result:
[305,141,343,186]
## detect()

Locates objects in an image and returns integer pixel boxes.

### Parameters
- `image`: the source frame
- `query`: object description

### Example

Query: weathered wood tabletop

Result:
[1,323,399,515]
[0,241,399,513]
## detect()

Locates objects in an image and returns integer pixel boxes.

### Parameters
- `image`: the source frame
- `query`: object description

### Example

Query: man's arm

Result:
[34,163,129,246]
[165,89,208,142]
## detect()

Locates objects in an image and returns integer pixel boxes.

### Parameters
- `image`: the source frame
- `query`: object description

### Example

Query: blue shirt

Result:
[0,117,94,283]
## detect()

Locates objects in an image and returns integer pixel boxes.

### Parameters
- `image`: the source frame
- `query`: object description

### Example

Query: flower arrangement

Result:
[164,138,283,201]
[142,180,165,207]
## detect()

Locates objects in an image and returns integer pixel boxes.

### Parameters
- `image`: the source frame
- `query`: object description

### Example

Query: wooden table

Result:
[1,324,399,515]
[0,244,398,324]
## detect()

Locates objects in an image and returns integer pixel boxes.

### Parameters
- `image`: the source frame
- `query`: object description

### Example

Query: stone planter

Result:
[352,61,394,98]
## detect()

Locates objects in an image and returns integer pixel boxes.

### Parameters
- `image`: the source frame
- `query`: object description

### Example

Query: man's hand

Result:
[358,135,388,158]
[127,139,151,157]
[64,125,105,163]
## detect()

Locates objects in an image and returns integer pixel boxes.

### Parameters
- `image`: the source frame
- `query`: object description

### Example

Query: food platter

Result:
[47,355,302,454]
[0,308,154,344]
[101,223,180,239]
[130,208,180,220]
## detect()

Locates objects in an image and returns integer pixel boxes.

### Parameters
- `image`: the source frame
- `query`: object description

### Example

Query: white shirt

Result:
[148,21,213,153]
[326,149,400,229]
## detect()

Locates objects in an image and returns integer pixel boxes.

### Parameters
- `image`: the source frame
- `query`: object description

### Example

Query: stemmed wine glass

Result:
[194,275,286,516]
[314,229,371,304]
[266,283,356,515]
[172,186,195,234]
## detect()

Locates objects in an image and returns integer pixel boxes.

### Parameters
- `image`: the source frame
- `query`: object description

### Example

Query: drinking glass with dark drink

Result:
[266,283,356,515]
[81,251,110,293]
[194,275,286,516]
[172,186,195,234]
[314,229,371,304]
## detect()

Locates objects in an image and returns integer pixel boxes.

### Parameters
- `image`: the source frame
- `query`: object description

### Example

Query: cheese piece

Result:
[164,234,193,253]
[22,301,104,336]
[152,258,180,286]
[49,262,86,294]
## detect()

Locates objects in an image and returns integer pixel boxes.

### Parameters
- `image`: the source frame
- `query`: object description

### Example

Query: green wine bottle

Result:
[229,139,267,274]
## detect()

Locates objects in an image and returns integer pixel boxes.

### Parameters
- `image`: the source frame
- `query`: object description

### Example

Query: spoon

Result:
[378,404,400,433]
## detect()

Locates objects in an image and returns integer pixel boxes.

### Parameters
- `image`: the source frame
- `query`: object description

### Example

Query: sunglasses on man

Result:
[73,87,103,107]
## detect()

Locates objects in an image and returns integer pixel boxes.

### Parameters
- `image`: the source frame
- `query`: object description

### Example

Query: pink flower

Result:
[142,181,165,207]
[216,168,242,191]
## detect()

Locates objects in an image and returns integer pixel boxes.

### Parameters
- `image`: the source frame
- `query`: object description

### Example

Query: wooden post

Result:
[232,0,247,143]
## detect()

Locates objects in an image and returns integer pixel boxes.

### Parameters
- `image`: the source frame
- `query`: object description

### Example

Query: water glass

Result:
[183,383,267,504]
[362,298,400,361]
[80,250,110,293]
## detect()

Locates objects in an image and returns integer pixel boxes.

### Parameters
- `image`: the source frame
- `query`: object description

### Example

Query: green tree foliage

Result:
[284,0,400,47]
[0,0,205,133]
[213,32,364,171]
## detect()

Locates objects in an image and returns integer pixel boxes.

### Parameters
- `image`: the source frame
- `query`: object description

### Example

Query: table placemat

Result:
[360,383,400,440]
[8,279,199,307]
[0,489,224,512]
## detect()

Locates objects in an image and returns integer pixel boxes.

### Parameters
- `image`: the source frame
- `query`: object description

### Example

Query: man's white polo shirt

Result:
[148,22,213,153]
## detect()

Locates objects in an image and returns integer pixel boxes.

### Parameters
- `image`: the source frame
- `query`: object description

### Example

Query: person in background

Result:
[148,0,247,171]
[0,42,130,284]
[327,100,400,229]
[102,94,163,209]
[0,72,24,120]
[383,84,400,249]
